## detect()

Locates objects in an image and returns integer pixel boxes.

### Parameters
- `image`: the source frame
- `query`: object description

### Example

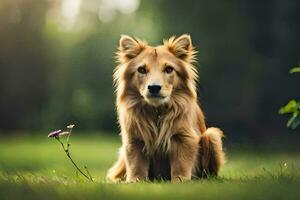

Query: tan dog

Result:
[107,34,225,182]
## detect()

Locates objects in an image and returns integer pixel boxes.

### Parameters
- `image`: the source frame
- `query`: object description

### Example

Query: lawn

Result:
[0,132,300,200]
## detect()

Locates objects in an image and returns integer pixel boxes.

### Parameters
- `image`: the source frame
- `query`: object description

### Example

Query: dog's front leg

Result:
[170,134,198,182]
[124,139,149,182]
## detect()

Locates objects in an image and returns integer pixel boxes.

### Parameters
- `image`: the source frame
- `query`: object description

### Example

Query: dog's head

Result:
[114,34,198,107]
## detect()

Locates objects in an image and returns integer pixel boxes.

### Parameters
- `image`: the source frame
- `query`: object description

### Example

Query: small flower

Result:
[59,131,70,136]
[48,124,94,182]
[67,124,75,129]
[48,130,62,138]
[284,163,287,168]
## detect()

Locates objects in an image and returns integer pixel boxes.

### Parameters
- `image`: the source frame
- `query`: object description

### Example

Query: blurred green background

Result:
[0,0,299,144]
[0,1,300,199]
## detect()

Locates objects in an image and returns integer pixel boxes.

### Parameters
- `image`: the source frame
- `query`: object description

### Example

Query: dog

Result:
[107,34,225,182]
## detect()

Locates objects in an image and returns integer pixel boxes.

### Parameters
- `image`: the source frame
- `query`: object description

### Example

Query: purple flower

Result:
[48,130,62,138]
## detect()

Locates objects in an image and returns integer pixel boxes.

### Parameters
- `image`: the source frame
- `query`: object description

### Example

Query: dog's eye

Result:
[165,65,174,74]
[137,65,147,74]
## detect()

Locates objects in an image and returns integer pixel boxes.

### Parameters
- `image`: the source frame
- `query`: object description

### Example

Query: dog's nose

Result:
[148,85,161,95]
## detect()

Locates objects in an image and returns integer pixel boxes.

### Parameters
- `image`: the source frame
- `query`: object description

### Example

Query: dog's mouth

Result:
[147,94,166,99]
[144,94,169,106]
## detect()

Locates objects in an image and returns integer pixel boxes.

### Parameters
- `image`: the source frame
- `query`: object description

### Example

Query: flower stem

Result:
[55,137,93,182]
[84,165,93,180]
[66,127,73,148]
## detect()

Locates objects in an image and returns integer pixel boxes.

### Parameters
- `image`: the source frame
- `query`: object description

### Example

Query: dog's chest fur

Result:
[141,107,172,180]
[124,104,178,155]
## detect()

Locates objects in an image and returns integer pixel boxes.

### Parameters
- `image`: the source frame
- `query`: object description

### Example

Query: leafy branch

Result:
[279,64,300,129]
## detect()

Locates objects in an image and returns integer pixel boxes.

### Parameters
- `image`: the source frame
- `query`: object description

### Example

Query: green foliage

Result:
[279,100,300,114]
[279,100,300,129]
[289,67,300,74]
[279,66,300,129]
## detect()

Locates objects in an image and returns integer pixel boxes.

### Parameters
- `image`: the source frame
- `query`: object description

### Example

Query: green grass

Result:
[0,132,300,200]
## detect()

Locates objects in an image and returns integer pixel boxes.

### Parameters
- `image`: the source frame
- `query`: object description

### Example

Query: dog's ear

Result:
[165,34,196,63]
[117,35,146,63]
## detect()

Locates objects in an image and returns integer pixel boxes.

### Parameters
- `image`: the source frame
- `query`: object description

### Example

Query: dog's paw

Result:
[171,175,190,183]
[126,177,144,183]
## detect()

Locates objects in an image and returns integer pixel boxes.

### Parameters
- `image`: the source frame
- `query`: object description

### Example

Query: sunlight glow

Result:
[98,0,140,23]
[61,0,82,29]
[116,0,140,14]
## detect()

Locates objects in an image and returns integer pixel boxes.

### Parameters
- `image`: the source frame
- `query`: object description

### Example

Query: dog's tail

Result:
[196,127,225,177]
[106,148,126,182]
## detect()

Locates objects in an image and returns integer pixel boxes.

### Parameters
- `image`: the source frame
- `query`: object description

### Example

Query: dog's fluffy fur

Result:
[107,34,225,182]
